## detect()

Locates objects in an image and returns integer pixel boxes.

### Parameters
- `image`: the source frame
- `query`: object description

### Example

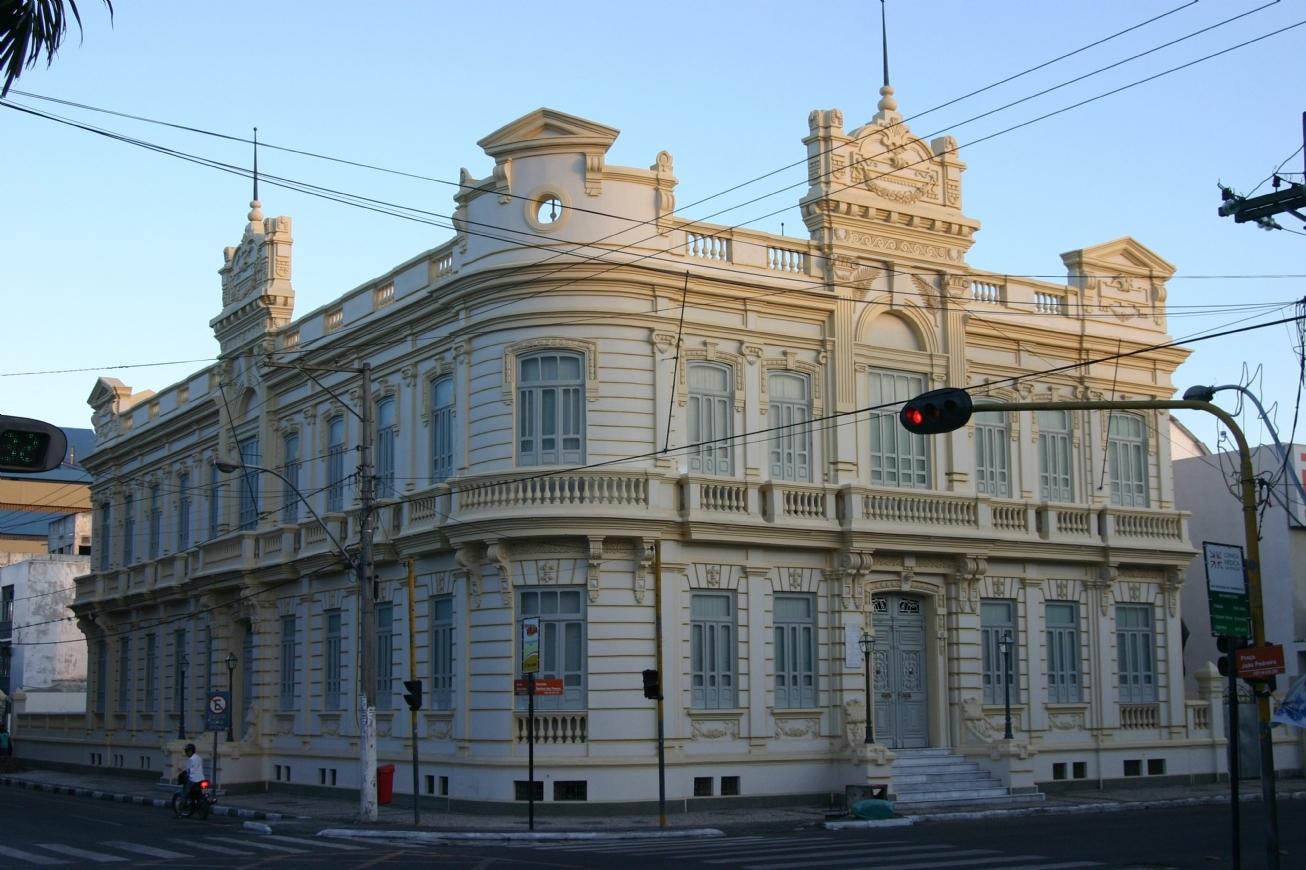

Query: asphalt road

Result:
[3,784,1303,869]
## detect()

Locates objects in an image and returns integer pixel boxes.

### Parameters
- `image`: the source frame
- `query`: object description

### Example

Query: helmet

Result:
[184,743,196,753]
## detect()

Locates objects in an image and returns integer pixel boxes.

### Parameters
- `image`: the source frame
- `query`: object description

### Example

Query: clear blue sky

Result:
[2,0,1302,454]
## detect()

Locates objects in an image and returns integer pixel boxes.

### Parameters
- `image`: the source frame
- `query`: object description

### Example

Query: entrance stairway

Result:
[890,748,1044,808]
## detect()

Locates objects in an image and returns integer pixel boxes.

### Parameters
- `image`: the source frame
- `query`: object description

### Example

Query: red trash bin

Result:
[376,764,395,805]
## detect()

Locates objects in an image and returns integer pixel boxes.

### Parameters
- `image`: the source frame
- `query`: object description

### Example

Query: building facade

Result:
[34,92,1276,804]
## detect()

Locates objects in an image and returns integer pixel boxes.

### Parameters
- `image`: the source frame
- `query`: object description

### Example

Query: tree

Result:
[1,0,113,97]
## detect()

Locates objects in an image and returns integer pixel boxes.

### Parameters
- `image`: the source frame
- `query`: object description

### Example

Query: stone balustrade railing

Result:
[863,491,979,527]
[458,471,650,511]
[1186,700,1210,733]
[1120,704,1159,729]
[516,711,587,744]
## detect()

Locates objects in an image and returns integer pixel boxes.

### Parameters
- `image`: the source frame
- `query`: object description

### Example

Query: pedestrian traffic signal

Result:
[1216,635,1252,677]
[403,679,423,711]
[898,388,974,435]
[0,415,67,473]
[642,669,661,700]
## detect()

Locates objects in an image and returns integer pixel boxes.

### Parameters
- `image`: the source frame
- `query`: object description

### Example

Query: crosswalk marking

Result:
[0,844,68,866]
[99,841,190,859]
[202,835,309,853]
[264,834,366,851]
[35,844,125,863]
[170,837,253,856]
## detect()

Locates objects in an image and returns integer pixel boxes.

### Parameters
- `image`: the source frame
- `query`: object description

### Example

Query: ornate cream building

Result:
[26,88,1276,807]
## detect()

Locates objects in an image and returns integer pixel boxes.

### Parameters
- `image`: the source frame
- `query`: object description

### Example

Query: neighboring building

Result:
[0,554,89,708]
[38,91,1276,805]
[0,428,94,556]
[1175,428,1306,690]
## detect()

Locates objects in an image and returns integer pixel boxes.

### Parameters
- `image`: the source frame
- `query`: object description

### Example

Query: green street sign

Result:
[1203,542,1251,638]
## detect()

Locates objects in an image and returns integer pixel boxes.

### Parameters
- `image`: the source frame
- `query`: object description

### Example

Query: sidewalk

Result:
[2,764,1305,841]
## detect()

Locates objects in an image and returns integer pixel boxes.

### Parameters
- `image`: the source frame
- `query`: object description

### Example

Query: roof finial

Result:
[874,0,901,122]
[248,126,263,225]
[881,0,890,89]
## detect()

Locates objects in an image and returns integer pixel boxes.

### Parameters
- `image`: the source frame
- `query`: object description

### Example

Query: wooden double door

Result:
[871,594,929,749]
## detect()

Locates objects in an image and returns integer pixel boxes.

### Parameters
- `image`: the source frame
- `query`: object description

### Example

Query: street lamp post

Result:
[177,652,189,740]
[225,652,237,743]
[999,632,1014,740]
[857,632,875,744]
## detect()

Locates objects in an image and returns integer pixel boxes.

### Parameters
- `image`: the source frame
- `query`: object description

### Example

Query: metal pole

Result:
[653,540,667,828]
[1002,633,1013,740]
[1228,638,1241,870]
[407,559,419,827]
[226,659,235,743]
[177,655,187,740]
[983,398,1278,868]
[863,641,874,744]
[212,730,219,795]
[358,363,378,823]
[527,671,536,832]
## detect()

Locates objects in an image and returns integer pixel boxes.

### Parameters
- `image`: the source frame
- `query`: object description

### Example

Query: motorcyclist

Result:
[178,743,205,805]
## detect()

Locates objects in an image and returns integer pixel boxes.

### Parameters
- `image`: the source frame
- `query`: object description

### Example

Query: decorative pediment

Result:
[1061,236,1176,280]
[477,108,620,161]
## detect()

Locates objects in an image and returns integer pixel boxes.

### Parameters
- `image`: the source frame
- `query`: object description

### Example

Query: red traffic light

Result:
[898,388,974,435]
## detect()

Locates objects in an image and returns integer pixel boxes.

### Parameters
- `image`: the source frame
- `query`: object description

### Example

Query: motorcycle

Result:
[171,778,215,820]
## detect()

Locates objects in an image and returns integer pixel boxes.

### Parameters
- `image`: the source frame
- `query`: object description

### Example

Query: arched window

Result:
[281,433,300,523]
[518,352,585,466]
[327,417,346,512]
[688,363,733,475]
[375,397,396,498]
[768,372,811,482]
[1108,413,1149,507]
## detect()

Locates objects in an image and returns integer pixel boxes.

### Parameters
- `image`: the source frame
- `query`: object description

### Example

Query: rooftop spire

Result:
[874,0,901,123]
[248,126,263,225]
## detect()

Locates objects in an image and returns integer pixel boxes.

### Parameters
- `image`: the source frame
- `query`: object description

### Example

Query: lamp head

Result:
[213,459,241,474]
[1183,385,1216,402]
[857,632,875,654]
[225,652,237,669]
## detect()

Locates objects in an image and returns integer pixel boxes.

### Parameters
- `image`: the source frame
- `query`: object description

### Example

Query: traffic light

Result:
[0,416,67,474]
[1216,635,1252,677]
[642,669,661,700]
[402,679,423,711]
[898,388,974,435]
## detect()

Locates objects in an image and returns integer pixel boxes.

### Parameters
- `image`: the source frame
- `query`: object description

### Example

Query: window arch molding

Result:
[502,337,599,403]
[676,344,745,412]
[420,355,456,427]
[759,355,824,417]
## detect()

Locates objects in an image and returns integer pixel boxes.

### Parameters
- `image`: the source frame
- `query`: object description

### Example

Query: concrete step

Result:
[894,770,1004,787]
[893,785,1013,804]
[896,791,1048,809]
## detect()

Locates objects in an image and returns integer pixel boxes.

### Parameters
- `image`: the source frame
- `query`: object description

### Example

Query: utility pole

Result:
[357,362,377,824]
[1217,111,1306,230]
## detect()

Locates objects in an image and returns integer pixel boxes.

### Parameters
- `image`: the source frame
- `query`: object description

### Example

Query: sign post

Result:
[521,616,540,832]
[205,691,230,792]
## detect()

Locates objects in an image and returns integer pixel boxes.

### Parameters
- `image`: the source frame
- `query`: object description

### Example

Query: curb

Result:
[0,775,286,822]
[317,827,727,843]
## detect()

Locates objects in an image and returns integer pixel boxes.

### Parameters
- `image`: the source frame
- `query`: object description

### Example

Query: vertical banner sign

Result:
[521,616,541,674]
[1203,542,1251,638]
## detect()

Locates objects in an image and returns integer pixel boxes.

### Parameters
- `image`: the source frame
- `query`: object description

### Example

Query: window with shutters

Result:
[517,588,586,710]
[148,484,161,559]
[688,363,733,475]
[176,474,191,550]
[1046,602,1081,703]
[1108,413,1149,507]
[376,602,394,709]
[981,600,1018,705]
[281,433,300,523]
[237,436,260,530]
[430,595,454,710]
[208,465,222,539]
[376,397,396,498]
[869,370,929,488]
[774,594,816,708]
[279,614,297,710]
[117,637,132,712]
[327,417,346,512]
[768,373,812,482]
[974,411,1010,497]
[518,352,585,466]
[144,633,157,712]
[325,610,343,710]
[1038,410,1074,502]
[1116,604,1156,703]
[122,493,134,564]
[99,501,112,571]
[691,592,736,709]
[431,377,454,482]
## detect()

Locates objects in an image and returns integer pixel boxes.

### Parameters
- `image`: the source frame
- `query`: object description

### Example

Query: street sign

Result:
[1203,542,1251,637]
[514,678,564,696]
[205,691,231,732]
[1236,645,1286,680]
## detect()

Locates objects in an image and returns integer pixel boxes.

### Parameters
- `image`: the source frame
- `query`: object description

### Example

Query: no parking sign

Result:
[205,691,231,732]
